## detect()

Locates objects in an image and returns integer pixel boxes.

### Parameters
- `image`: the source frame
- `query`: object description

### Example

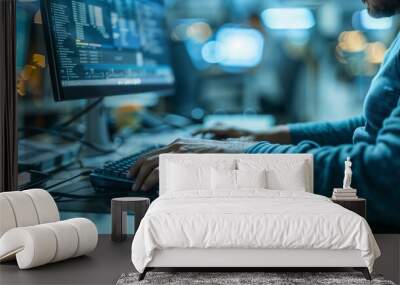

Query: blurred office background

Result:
[164,0,398,123]
[16,0,399,147]
[13,0,400,241]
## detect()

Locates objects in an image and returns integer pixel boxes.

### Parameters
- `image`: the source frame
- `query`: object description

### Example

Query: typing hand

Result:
[192,125,252,140]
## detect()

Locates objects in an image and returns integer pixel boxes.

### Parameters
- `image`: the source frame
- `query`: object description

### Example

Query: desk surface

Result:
[0,235,134,285]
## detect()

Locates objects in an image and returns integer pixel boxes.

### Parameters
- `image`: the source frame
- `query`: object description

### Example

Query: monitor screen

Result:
[41,0,175,101]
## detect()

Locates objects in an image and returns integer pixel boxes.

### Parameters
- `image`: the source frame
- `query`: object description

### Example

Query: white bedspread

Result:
[131,190,380,273]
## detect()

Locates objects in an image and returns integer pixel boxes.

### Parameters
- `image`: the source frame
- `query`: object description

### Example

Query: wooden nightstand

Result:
[331,198,366,218]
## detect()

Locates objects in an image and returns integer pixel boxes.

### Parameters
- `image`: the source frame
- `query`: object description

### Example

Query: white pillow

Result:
[266,162,307,191]
[165,158,236,193]
[237,169,267,189]
[167,162,211,191]
[211,169,236,190]
[238,159,308,192]
[211,169,267,190]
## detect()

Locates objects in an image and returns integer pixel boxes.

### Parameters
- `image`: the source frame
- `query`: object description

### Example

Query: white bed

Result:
[131,154,380,280]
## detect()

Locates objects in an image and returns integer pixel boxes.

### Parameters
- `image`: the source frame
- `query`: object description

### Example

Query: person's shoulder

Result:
[382,32,400,63]
[384,33,400,76]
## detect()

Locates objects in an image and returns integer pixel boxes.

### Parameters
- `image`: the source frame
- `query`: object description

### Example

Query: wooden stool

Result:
[111,197,150,242]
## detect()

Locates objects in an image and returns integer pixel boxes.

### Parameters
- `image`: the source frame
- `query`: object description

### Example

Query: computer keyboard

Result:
[89,145,162,196]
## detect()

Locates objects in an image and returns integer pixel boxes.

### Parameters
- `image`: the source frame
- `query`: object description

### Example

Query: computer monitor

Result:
[41,0,175,155]
[41,0,175,101]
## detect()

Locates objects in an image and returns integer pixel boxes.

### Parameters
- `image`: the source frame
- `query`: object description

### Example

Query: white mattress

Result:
[131,190,380,273]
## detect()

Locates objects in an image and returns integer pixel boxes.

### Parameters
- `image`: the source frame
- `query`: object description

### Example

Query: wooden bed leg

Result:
[362,268,372,281]
[354,267,372,280]
[138,268,148,281]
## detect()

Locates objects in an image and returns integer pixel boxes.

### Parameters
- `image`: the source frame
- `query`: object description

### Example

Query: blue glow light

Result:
[261,8,315,30]
[202,27,264,68]
[360,9,392,30]
[201,41,224,64]
[217,27,264,67]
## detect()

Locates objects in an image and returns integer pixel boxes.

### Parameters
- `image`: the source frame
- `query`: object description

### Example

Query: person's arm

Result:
[286,115,365,146]
[193,116,364,146]
[246,103,400,231]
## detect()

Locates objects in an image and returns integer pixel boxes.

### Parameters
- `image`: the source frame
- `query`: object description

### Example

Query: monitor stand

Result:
[81,99,116,157]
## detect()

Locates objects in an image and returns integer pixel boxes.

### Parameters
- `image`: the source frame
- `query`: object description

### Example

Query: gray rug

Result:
[116,272,396,285]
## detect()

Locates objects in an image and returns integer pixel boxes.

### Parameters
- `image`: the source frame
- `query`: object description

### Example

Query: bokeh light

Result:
[261,8,315,30]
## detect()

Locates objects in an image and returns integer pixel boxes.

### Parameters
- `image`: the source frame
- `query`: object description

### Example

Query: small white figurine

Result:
[343,156,353,189]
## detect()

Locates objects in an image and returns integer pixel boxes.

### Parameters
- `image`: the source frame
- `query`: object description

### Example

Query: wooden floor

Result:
[1,234,398,284]
[0,235,134,285]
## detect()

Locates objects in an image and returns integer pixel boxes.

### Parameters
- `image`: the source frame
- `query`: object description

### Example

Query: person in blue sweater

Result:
[128,0,400,233]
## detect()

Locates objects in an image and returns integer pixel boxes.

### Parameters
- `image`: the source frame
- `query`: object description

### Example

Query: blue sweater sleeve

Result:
[288,116,365,146]
[247,102,400,232]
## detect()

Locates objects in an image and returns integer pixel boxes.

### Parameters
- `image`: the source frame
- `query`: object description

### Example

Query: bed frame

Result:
[137,154,372,281]
[138,248,371,281]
